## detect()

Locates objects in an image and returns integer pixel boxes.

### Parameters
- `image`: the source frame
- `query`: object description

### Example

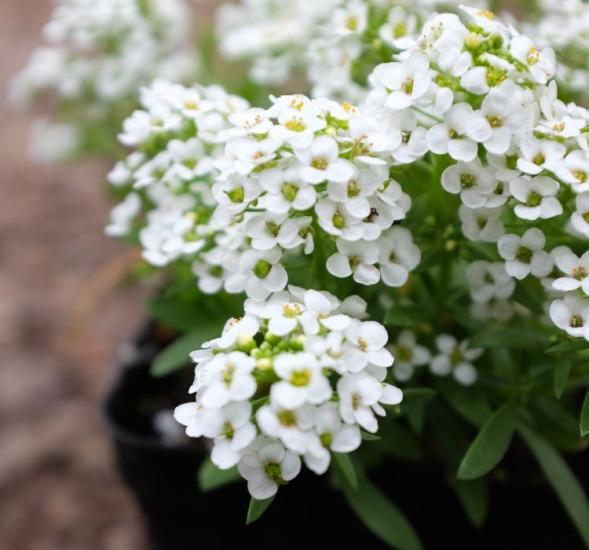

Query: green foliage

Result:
[198,458,241,492]
[455,479,488,528]
[246,497,275,525]
[336,466,422,550]
[519,424,589,546]
[151,322,223,377]
[458,402,519,480]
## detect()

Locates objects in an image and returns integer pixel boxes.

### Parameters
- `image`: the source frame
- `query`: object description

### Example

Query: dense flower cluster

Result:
[216,0,487,100]
[105,79,249,267]
[359,7,589,341]
[11,0,196,160]
[174,287,402,499]
[522,0,589,101]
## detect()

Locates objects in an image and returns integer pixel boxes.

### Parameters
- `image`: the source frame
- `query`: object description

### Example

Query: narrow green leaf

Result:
[438,381,492,427]
[512,280,545,314]
[246,496,275,525]
[332,452,358,489]
[151,322,223,377]
[518,424,589,546]
[581,391,589,437]
[458,402,519,480]
[361,432,381,441]
[455,478,488,528]
[197,458,240,492]
[339,475,422,550]
[547,340,589,353]
[553,360,571,398]
[469,329,544,350]
[147,297,204,331]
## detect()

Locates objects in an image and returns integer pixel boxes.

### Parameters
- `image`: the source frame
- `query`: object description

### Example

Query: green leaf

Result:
[438,381,492,427]
[512,280,545,314]
[151,322,223,377]
[246,496,275,525]
[197,459,240,492]
[581,391,589,437]
[468,329,545,350]
[553,360,571,399]
[361,432,381,441]
[339,474,422,550]
[384,306,424,327]
[455,478,488,528]
[332,452,358,489]
[147,297,204,331]
[458,402,519,480]
[518,424,589,546]
[547,340,589,353]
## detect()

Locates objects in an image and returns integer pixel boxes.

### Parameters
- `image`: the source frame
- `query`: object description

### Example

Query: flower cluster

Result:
[207,94,420,296]
[389,330,482,385]
[522,0,589,103]
[10,0,196,160]
[105,79,249,267]
[216,0,487,101]
[174,287,402,499]
[360,7,589,341]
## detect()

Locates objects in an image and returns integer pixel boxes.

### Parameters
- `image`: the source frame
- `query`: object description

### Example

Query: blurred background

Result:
[0,1,151,547]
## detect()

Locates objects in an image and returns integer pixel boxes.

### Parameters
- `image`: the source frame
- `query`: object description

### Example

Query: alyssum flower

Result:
[175,287,402,498]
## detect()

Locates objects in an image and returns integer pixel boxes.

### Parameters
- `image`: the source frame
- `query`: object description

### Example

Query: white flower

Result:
[370,52,432,110]
[459,205,505,242]
[377,227,421,287]
[509,35,556,84]
[389,331,430,382]
[480,81,531,155]
[295,136,355,184]
[270,352,332,409]
[227,247,288,300]
[427,103,492,162]
[257,403,316,454]
[516,137,566,175]
[246,213,307,251]
[238,438,301,499]
[316,199,365,240]
[105,192,141,237]
[207,315,260,350]
[571,193,589,237]
[430,335,482,386]
[212,173,261,213]
[258,166,317,214]
[304,402,361,475]
[441,160,496,208]
[197,351,256,408]
[326,239,380,285]
[509,176,562,220]
[552,247,589,295]
[337,372,402,433]
[553,150,589,192]
[297,289,351,335]
[345,319,394,369]
[270,104,327,148]
[466,261,515,303]
[549,295,589,340]
[201,402,257,469]
[498,228,553,279]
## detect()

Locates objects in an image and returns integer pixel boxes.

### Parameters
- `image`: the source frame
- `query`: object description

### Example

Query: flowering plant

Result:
[15,0,589,546]
[10,0,197,161]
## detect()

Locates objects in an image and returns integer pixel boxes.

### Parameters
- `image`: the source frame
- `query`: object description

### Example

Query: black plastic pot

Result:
[104,325,586,549]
